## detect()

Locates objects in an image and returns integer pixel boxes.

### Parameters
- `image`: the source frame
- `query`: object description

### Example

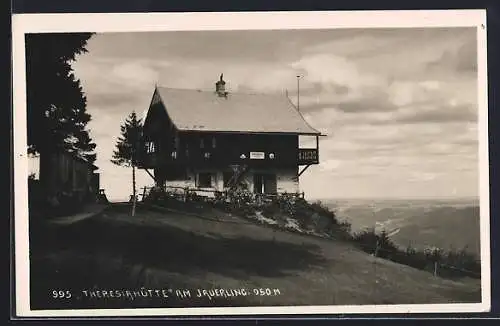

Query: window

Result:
[197,173,212,188]
[174,135,180,149]
[212,137,217,148]
[145,142,155,153]
[200,138,205,149]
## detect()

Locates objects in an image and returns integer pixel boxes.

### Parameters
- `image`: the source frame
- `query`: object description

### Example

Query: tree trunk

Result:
[132,165,136,199]
[131,164,137,217]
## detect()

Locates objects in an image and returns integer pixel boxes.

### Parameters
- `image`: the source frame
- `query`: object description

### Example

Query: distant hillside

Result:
[391,206,480,255]
[322,198,481,256]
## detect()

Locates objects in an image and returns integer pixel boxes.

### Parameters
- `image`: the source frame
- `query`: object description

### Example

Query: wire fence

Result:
[367,240,481,279]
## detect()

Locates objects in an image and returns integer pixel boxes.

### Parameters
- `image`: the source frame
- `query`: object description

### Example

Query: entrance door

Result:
[253,173,277,194]
[263,174,277,194]
[254,174,264,194]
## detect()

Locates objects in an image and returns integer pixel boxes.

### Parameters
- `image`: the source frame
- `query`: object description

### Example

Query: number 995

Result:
[52,290,72,299]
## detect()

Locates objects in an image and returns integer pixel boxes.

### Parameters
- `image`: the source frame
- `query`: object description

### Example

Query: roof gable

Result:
[143,88,171,133]
[152,87,322,135]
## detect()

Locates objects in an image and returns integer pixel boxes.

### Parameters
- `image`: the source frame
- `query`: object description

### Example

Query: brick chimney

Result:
[215,74,228,98]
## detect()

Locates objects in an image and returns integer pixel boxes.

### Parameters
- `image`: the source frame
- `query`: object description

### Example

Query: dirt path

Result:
[48,203,109,225]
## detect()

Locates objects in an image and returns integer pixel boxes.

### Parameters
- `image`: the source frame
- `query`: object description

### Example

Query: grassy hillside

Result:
[29,203,481,310]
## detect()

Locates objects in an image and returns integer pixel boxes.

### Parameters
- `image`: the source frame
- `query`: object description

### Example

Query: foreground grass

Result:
[29,203,481,310]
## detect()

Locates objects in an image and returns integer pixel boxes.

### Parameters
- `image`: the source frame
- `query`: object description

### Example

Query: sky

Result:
[66,28,480,201]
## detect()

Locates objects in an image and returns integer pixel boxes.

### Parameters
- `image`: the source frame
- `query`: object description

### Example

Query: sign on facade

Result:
[250,152,265,160]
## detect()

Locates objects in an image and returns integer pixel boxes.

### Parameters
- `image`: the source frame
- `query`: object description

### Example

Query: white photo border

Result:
[12,10,491,317]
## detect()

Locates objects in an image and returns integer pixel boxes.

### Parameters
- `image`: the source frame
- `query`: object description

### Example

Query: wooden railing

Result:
[139,148,319,169]
[139,185,305,203]
[298,148,319,165]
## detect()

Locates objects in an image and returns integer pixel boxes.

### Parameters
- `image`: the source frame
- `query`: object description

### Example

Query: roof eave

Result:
[176,129,323,136]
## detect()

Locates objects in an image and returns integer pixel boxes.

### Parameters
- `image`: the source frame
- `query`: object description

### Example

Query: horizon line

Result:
[307,196,480,201]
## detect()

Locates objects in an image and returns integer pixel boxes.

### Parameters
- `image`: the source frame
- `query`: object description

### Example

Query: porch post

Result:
[316,135,319,163]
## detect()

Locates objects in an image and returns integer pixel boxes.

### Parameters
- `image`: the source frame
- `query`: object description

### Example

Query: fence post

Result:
[131,193,137,217]
[434,261,438,278]
[374,239,380,258]
[372,239,379,292]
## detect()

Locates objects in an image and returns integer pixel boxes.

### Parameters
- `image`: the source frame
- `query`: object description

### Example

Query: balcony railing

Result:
[139,148,319,169]
[298,148,318,165]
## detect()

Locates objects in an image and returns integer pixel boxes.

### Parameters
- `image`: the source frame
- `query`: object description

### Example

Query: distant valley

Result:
[318,198,481,256]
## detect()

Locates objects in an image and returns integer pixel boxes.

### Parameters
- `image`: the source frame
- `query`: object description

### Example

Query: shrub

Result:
[261,204,280,217]
[351,228,480,279]
[308,200,339,225]
[337,220,352,238]
[352,228,398,258]
[439,246,481,278]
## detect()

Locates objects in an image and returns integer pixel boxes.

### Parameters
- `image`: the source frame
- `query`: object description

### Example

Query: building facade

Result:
[39,150,100,203]
[140,75,322,196]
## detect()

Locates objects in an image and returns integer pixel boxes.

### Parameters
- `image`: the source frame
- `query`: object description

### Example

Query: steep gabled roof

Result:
[152,87,322,135]
[54,148,99,170]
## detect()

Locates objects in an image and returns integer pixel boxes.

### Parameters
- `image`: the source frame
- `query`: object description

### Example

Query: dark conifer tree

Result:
[25,33,97,163]
[111,111,144,201]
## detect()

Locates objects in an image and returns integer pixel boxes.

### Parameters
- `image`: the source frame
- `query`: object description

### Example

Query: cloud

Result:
[426,39,477,74]
[70,28,480,200]
[288,53,402,117]
[336,91,397,113]
[74,58,157,116]
[313,120,477,171]
[88,92,142,108]
[88,29,358,65]
[298,92,397,115]
[408,171,439,182]
[291,54,384,90]
[392,104,477,124]
[111,61,160,89]
[388,81,437,107]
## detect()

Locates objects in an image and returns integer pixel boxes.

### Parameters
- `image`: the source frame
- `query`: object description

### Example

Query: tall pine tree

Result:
[111,111,144,202]
[25,33,97,163]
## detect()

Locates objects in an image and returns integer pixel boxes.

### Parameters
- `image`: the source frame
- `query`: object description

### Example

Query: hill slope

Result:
[30,203,481,310]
